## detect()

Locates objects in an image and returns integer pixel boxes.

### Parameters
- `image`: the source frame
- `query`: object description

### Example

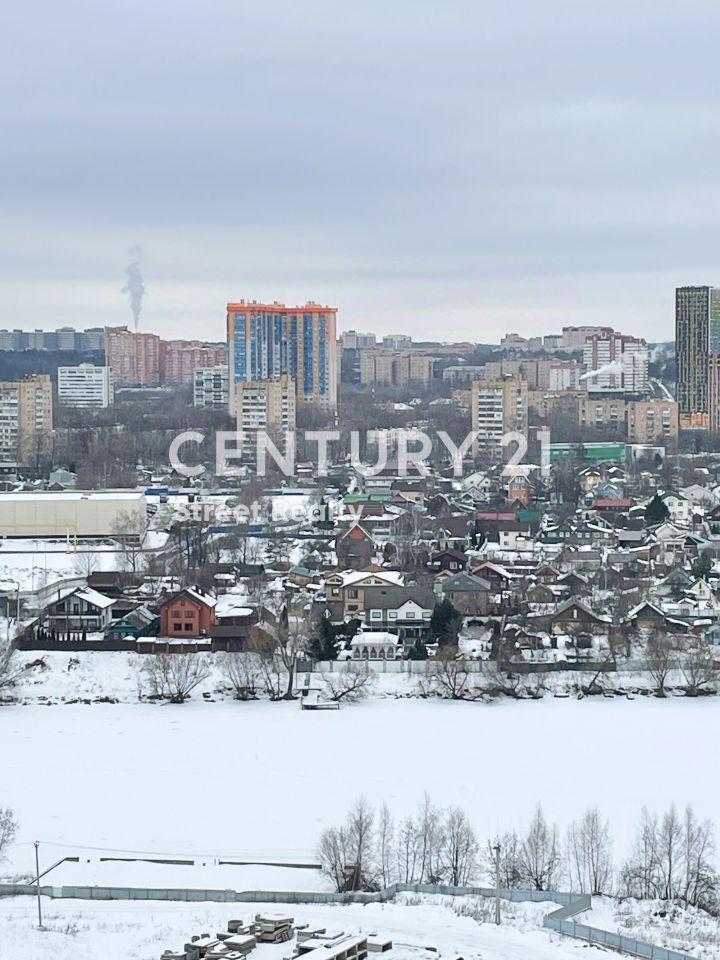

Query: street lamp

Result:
[493,841,501,925]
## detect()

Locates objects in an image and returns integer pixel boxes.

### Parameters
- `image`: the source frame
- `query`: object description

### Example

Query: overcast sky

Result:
[2,1,719,342]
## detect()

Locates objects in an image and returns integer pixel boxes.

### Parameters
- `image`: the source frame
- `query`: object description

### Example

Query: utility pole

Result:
[34,841,42,929]
[493,841,501,925]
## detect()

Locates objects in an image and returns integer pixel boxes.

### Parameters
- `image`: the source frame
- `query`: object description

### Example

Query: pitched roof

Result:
[440,572,492,592]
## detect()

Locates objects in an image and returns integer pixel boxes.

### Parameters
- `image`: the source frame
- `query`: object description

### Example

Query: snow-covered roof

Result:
[215,595,253,617]
[75,587,114,610]
[350,630,400,646]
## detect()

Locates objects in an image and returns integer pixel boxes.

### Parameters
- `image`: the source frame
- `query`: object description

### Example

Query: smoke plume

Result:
[579,360,623,382]
[122,245,146,331]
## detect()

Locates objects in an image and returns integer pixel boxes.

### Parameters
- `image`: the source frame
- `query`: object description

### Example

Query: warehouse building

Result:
[0,491,147,538]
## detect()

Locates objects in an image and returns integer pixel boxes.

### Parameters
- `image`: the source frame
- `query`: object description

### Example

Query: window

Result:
[184,623,193,631]
[348,588,359,599]
[172,610,181,619]
[184,611,193,619]
[173,623,182,632]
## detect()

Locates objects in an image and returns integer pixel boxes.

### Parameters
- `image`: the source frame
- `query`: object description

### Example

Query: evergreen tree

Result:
[407,638,429,660]
[692,554,713,581]
[429,599,462,646]
[645,494,669,525]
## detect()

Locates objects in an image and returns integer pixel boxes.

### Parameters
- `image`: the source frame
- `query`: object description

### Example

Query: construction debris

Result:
[254,913,295,943]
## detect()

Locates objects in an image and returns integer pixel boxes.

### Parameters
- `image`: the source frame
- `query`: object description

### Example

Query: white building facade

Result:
[193,365,229,408]
[58,364,113,408]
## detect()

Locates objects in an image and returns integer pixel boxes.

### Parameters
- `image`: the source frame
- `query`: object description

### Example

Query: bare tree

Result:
[416,793,444,883]
[442,806,479,886]
[252,596,309,700]
[221,651,263,700]
[318,824,351,891]
[376,802,395,888]
[345,796,376,890]
[318,795,377,892]
[111,509,146,574]
[518,805,563,891]
[72,551,99,578]
[141,652,210,703]
[323,663,375,703]
[645,629,676,697]
[680,805,717,909]
[0,640,26,694]
[621,807,661,900]
[0,807,18,860]
[485,832,524,888]
[566,807,613,895]
[678,635,717,696]
[621,804,717,908]
[418,648,484,701]
[396,813,422,883]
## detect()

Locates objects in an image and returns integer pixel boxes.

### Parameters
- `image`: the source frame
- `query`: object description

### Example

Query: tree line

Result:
[318,796,718,912]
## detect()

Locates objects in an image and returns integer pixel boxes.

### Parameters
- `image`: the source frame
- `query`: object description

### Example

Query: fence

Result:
[0,880,696,960]
[301,658,617,675]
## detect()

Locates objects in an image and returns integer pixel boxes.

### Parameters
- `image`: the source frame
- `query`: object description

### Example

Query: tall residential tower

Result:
[226,301,338,413]
[676,285,720,428]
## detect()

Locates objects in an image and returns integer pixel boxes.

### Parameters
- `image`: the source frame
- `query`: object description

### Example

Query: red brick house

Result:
[159,588,216,638]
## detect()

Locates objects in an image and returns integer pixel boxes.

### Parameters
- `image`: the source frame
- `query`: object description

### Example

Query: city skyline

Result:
[3,2,720,340]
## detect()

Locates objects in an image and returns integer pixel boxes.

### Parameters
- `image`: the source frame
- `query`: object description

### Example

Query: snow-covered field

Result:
[0,894,605,960]
[3,695,719,882]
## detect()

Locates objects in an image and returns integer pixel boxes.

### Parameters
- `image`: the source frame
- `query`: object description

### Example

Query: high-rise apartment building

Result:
[382,334,412,349]
[359,349,434,386]
[104,326,160,386]
[577,396,678,445]
[340,331,376,350]
[0,374,53,463]
[160,341,228,386]
[235,374,296,452]
[471,377,528,458]
[57,364,113,408]
[193,366,230,408]
[560,326,613,350]
[626,400,679,444]
[582,332,649,395]
[0,327,105,352]
[226,301,338,413]
[676,285,720,428]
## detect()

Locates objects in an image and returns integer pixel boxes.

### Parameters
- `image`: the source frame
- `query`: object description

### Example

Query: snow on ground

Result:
[0,894,607,960]
[2,696,719,882]
[0,539,127,591]
[579,896,720,960]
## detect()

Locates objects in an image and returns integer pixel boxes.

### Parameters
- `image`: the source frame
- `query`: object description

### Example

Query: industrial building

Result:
[0,490,147,538]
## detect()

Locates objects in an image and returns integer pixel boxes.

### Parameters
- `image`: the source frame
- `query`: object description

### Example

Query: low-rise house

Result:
[539,598,612,637]
[104,604,159,640]
[211,595,259,650]
[363,587,435,640]
[427,549,467,573]
[436,571,492,615]
[323,568,405,619]
[659,490,691,524]
[624,601,690,634]
[336,523,375,569]
[159,587,216,637]
[43,586,115,636]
